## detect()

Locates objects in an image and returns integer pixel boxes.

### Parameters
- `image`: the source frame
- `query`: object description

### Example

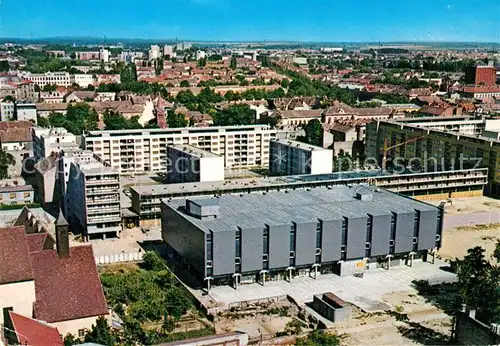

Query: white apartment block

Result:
[0,101,15,121]
[269,139,333,176]
[163,45,174,57]
[32,127,79,160]
[167,145,224,183]
[84,125,276,174]
[99,48,110,63]
[71,74,95,88]
[66,156,121,239]
[20,72,72,88]
[149,45,161,61]
[15,102,37,124]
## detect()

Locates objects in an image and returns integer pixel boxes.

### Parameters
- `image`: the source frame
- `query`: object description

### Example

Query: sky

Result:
[1,0,499,42]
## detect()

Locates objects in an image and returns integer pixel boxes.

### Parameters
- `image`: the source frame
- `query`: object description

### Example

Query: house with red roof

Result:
[6,311,64,346]
[0,210,109,339]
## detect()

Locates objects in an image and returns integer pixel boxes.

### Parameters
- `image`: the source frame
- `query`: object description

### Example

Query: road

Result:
[444,211,500,230]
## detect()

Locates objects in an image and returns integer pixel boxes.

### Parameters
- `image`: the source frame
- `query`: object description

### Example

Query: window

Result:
[78,329,85,338]
[235,228,241,258]
[9,193,16,199]
[23,192,30,198]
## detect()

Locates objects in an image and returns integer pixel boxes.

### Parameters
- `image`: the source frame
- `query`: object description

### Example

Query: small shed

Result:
[312,292,352,323]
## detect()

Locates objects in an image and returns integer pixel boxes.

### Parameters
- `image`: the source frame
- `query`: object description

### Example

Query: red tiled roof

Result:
[463,86,500,93]
[26,233,48,253]
[31,245,108,323]
[9,311,63,346]
[0,226,34,284]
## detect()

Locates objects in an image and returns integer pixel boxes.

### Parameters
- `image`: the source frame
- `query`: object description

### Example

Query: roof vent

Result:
[356,191,373,201]
[186,198,219,219]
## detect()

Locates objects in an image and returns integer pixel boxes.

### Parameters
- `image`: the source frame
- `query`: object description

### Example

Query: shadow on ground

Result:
[397,321,450,345]
[411,279,460,315]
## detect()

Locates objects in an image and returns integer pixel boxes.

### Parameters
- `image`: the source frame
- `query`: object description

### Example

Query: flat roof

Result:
[86,124,274,137]
[132,168,486,197]
[272,139,331,152]
[169,145,221,159]
[163,185,437,233]
[0,185,34,193]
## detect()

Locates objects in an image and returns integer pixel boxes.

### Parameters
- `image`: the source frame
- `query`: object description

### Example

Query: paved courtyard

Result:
[207,260,456,312]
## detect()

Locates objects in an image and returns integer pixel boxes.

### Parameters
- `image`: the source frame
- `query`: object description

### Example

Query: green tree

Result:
[296,330,340,346]
[230,56,237,70]
[0,60,10,72]
[64,103,99,135]
[298,119,323,147]
[103,110,142,130]
[142,251,168,271]
[280,78,290,88]
[494,240,500,263]
[180,80,190,87]
[457,246,500,323]
[37,115,50,128]
[63,333,81,346]
[197,58,207,67]
[83,317,116,346]
[0,150,15,179]
[167,110,188,128]
[42,84,57,92]
[213,104,255,126]
[155,58,164,76]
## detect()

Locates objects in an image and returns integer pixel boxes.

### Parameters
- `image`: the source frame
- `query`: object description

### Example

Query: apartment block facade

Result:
[269,139,333,176]
[166,145,224,183]
[84,125,276,174]
[161,186,443,287]
[366,119,500,196]
[66,159,121,239]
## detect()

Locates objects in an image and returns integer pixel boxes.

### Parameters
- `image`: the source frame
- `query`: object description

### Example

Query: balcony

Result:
[87,198,120,205]
[85,178,119,186]
[86,188,120,196]
[87,215,121,223]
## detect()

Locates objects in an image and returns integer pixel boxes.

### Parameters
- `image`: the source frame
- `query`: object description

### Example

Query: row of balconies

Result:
[86,187,120,195]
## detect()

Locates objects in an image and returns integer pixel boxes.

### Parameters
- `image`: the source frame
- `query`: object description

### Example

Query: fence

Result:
[95,251,144,265]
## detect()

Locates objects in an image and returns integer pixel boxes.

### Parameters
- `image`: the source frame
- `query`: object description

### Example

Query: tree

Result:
[167,110,188,128]
[142,251,168,271]
[180,80,190,88]
[42,84,57,92]
[0,60,10,72]
[83,317,116,346]
[298,119,323,147]
[280,78,290,88]
[296,330,340,346]
[197,57,207,67]
[155,58,164,76]
[230,56,237,70]
[494,240,500,263]
[0,150,15,179]
[37,115,50,128]
[64,103,99,135]
[63,333,81,346]
[457,246,500,323]
[213,104,255,126]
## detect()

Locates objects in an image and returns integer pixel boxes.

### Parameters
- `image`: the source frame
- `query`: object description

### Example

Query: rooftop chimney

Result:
[55,207,70,258]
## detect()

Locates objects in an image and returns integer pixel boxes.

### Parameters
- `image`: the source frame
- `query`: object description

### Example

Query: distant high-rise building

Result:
[99,48,110,63]
[465,65,497,86]
[163,45,174,57]
[149,45,161,61]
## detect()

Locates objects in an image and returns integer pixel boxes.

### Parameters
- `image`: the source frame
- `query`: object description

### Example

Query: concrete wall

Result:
[455,311,500,345]
[295,221,316,266]
[52,314,109,338]
[346,216,367,260]
[370,214,391,256]
[312,294,352,323]
[212,230,235,276]
[0,280,36,326]
[269,224,289,269]
[320,219,342,262]
[241,226,263,272]
[394,211,414,253]
[199,156,224,182]
[161,203,205,275]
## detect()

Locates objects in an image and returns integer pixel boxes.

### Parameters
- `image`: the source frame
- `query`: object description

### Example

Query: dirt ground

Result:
[427,196,500,215]
[335,289,454,346]
[439,225,500,261]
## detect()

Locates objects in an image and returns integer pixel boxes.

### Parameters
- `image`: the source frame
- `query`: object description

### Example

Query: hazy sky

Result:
[2,0,499,42]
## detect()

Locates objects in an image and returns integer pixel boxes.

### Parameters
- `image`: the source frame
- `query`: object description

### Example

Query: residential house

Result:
[0,214,109,338]
[278,109,323,127]
[6,311,64,346]
[39,91,65,104]
[65,91,97,103]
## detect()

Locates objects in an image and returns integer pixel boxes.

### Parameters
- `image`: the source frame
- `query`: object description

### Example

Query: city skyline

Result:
[2,0,499,43]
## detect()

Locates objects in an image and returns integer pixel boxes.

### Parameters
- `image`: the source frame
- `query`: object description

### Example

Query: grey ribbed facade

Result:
[161,185,444,285]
